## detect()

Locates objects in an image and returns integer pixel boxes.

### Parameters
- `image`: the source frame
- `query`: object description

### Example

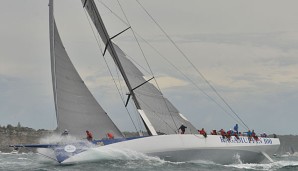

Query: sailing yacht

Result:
[11,0,280,164]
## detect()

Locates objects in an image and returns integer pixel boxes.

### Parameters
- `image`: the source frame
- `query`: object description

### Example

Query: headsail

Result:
[49,0,123,139]
[82,0,197,135]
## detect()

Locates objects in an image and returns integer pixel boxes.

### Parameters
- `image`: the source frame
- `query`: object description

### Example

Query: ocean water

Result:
[1,151,298,171]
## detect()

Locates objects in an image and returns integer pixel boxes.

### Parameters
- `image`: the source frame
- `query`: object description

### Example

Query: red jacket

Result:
[199,129,206,135]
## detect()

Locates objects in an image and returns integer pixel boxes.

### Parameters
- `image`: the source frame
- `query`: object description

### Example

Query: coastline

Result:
[1,125,297,155]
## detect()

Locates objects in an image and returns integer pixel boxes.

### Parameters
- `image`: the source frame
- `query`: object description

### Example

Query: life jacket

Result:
[220,130,226,135]
[107,133,114,139]
[199,130,206,135]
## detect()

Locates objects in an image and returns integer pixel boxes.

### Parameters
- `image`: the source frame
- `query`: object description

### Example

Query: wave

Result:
[225,160,298,170]
[2,152,298,171]
[62,147,166,164]
[39,134,79,144]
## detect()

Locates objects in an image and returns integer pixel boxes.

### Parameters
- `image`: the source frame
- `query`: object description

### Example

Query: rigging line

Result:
[116,0,153,75]
[92,1,145,121]
[100,0,240,130]
[84,8,139,133]
[135,0,249,130]
[97,0,242,129]
[114,60,125,106]
[116,0,179,131]
[132,35,242,126]
[94,2,231,112]
[84,10,103,53]
[114,59,144,134]
[115,0,159,94]
[126,54,151,75]
[98,1,158,76]
[114,65,143,134]
[98,1,129,27]
[85,6,127,102]
[93,2,146,135]
[97,1,152,93]
[103,27,130,56]
[89,1,242,128]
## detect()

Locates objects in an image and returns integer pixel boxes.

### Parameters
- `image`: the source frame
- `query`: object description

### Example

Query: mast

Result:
[81,0,156,135]
[48,0,59,128]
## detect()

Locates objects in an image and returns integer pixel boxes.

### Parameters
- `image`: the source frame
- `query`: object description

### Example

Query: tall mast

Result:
[81,0,155,135]
[48,0,59,128]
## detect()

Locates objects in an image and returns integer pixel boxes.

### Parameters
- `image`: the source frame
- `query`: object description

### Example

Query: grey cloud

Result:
[176,32,298,50]
[256,54,298,67]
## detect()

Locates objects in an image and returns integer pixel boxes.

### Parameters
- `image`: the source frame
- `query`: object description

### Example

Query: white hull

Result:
[63,134,280,164]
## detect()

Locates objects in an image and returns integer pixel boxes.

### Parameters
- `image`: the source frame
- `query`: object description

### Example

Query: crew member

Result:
[226,129,232,140]
[198,128,207,138]
[178,124,187,134]
[234,124,239,135]
[86,130,93,141]
[61,129,69,136]
[261,132,267,137]
[252,130,259,141]
[245,130,252,142]
[210,130,217,135]
[219,129,226,139]
[107,132,114,139]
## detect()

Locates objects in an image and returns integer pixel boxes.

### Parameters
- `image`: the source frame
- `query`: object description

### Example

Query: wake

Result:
[225,160,298,170]
[62,147,167,165]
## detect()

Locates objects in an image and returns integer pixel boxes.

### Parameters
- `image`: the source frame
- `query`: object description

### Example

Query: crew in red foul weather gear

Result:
[198,128,207,138]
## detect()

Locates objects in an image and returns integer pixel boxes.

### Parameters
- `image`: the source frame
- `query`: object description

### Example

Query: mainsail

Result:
[82,0,198,135]
[49,0,123,139]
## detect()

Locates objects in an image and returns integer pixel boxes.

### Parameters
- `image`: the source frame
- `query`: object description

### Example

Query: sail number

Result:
[263,138,272,144]
[220,137,273,144]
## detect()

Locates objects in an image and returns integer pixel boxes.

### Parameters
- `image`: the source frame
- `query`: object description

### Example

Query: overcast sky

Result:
[1,0,298,135]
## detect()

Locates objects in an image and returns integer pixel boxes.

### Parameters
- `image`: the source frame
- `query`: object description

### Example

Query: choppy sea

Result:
[1,151,298,171]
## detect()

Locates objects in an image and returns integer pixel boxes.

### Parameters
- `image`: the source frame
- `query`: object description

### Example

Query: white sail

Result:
[49,0,123,139]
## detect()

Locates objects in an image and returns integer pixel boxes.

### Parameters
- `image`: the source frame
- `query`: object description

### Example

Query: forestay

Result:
[49,0,123,139]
